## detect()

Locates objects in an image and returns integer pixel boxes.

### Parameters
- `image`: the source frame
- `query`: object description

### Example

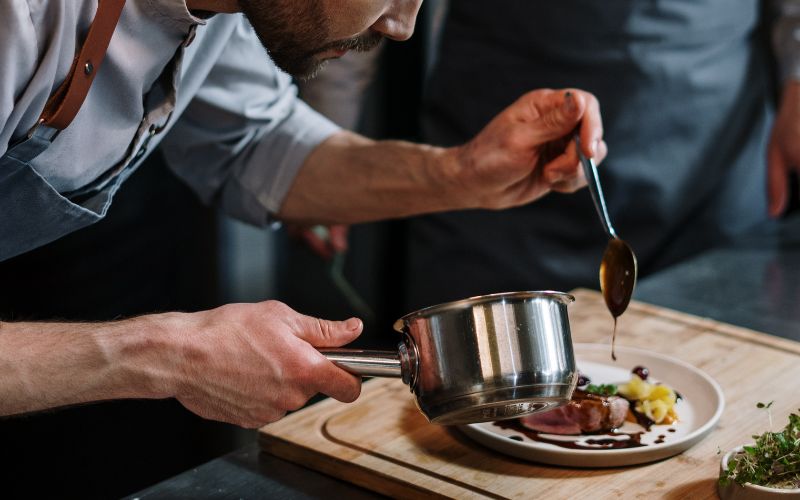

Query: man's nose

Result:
[371,0,422,41]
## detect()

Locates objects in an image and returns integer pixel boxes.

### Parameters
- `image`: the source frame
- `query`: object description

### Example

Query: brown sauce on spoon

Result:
[600,238,637,361]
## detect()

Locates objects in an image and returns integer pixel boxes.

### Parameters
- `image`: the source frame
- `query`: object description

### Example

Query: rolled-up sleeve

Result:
[161,18,340,226]
[773,0,800,83]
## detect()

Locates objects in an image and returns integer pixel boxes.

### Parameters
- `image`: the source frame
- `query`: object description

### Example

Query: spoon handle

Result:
[575,135,617,239]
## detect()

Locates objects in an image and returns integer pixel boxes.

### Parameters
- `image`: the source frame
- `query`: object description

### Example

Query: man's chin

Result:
[269,52,327,80]
[294,59,329,81]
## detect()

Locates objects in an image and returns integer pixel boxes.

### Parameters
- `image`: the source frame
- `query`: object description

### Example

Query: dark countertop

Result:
[127,215,800,500]
[126,444,382,500]
[635,215,800,342]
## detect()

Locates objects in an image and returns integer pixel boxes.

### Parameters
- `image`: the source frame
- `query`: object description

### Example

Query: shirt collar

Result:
[145,0,209,33]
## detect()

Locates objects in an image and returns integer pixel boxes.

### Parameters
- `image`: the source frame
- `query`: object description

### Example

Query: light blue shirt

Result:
[0,0,339,231]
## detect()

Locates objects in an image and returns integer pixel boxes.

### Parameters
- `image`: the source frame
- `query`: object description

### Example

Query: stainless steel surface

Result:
[319,345,414,385]
[324,291,578,425]
[576,134,616,239]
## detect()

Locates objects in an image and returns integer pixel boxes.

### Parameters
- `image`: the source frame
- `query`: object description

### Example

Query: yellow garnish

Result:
[618,374,652,400]
[637,400,667,422]
[618,374,678,424]
[649,384,677,404]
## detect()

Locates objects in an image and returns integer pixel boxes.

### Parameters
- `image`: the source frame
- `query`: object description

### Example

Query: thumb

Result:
[291,314,363,347]
[768,140,789,218]
[528,90,585,145]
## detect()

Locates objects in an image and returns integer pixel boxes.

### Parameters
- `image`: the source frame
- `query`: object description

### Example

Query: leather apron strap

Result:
[39,0,126,130]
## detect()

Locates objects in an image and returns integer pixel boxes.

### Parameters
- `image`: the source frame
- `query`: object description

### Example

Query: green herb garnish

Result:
[585,384,618,396]
[719,405,800,489]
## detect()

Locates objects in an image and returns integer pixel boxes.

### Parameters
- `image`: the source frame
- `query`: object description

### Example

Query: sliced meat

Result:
[519,406,582,435]
[520,390,630,435]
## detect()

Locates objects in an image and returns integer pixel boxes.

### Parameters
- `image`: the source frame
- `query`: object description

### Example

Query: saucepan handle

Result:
[319,349,403,378]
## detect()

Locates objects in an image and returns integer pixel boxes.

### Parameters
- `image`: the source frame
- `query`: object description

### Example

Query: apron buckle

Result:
[26,119,61,143]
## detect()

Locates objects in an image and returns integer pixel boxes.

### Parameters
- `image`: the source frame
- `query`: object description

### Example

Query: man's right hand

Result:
[445,88,606,211]
[164,301,363,428]
[0,302,363,429]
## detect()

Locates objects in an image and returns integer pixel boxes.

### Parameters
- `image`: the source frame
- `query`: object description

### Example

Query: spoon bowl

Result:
[600,237,638,318]
[575,135,639,323]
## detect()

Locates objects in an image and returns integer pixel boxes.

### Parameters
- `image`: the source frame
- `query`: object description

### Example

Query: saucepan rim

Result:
[393,290,575,332]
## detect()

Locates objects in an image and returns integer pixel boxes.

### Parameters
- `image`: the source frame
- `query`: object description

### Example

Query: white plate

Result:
[458,343,725,467]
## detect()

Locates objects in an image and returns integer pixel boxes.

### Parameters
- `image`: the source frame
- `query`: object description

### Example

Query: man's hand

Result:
[447,88,607,210]
[168,301,362,428]
[768,80,800,217]
[286,224,350,260]
[0,303,363,429]
[279,87,605,225]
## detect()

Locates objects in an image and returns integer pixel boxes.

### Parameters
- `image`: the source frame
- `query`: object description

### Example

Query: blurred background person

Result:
[402,0,800,311]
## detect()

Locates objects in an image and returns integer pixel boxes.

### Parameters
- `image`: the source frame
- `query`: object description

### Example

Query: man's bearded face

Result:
[240,0,385,79]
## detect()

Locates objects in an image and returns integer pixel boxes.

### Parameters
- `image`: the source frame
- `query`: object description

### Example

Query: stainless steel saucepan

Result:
[320,291,578,425]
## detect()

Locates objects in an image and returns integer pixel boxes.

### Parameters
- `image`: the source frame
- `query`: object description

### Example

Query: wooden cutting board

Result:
[259,289,800,499]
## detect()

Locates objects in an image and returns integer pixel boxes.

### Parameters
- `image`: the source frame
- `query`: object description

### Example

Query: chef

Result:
[0,0,605,428]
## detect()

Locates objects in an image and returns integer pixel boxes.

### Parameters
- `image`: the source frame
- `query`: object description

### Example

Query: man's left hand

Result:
[287,224,349,260]
[768,80,800,217]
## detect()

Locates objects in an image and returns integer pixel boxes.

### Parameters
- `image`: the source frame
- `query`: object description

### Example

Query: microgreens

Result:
[719,404,800,490]
[584,384,618,397]
[757,401,774,429]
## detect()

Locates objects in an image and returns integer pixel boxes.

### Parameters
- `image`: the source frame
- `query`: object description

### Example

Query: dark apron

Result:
[404,0,775,310]
[0,0,128,262]
[0,125,126,261]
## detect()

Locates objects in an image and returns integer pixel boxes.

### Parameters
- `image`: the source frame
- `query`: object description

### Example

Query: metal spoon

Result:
[575,135,638,357]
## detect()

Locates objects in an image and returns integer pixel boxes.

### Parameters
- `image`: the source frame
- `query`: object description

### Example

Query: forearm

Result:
[278,130,463,224]
[278,89,606,225]
[0,301,366,429]
[0,315,178,416]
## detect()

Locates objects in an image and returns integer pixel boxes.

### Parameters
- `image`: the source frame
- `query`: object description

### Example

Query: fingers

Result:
[289,225,350,260]
[526,90,586,146]
[767,82,800,218]
[578,92,603,159]
[307,351,363,403]
[270,305,364,403]
[518,88,603,161]
[290,312,364,347]
[300,229,335,260]
[286,224,335,260]
[540,139,608,192]
[542,140,581,184]
[597,139,608,161]
[287,312,363,402]
[327,225,350,253]
[767,140,789,218]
